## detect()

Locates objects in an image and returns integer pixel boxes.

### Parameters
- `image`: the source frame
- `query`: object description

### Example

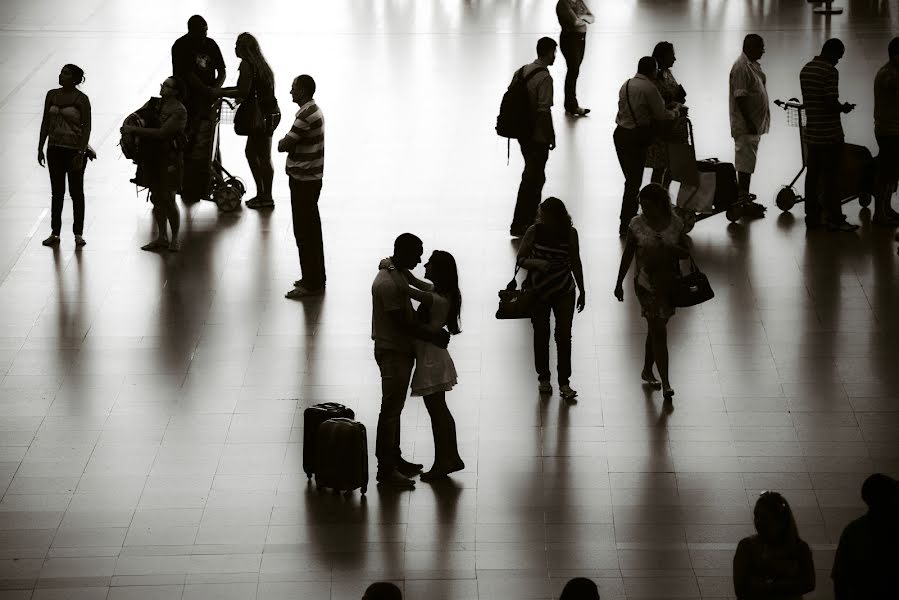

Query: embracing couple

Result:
[371,233,465,489]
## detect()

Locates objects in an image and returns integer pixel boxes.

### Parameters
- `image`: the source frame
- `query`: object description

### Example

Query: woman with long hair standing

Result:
[645,41,689,189]
[382,250,465,481]
[214,32,280,209]
[733,491,816,599]
[38,64,92,247]
[517,197,586,400]
[614,183,689,400]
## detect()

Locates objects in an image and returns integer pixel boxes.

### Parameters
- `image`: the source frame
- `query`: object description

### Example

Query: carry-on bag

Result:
[314,418,369,495]
[303,402,355,478]
[832,143,875,203]
[696,159,739,212]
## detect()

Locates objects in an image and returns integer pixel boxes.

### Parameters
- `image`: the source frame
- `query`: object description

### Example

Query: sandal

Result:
[662,385,675,400]
[168,240,181,252]
[141,239,168,251]
[641,370,662,388]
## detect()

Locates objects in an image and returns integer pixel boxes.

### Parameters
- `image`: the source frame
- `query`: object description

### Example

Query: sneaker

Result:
[560,384,578,400]
[246,197,274,209]
[285,284,325,299]
[42,234,60,247]
[376,468,416,489]
[397,458,423,477]
[74,235,86,247]
[826,219,859,232]
[538,380,552,394]
[565,107,591,116]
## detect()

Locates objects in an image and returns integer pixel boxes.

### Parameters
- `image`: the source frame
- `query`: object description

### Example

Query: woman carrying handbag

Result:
[614,183,693,401]
[516,197,586,400]
[213,33,280,209]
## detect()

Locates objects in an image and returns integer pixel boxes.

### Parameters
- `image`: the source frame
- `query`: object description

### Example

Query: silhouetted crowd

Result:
[32,2,899,598]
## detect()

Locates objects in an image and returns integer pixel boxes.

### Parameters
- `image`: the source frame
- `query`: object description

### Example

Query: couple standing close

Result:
[371,234,465,489]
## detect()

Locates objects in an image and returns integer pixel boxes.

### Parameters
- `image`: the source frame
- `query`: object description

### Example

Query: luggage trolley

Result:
[773,97,872,213]
[208,98,246,212]
[669,118,760,233]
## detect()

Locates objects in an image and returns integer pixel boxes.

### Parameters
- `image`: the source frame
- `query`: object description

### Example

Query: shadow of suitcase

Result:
[314,418,369,495]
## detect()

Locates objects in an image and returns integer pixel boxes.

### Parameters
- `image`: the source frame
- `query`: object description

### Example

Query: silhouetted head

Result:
[159,76,182,100]
[362,582,402,600]
[861,473,899,517]
[638,183,672,220]
[187,15,208,42]
[536,196,574,235]
[537,37,558,66]
[637,56,659,79]
[821,38,845,66]
[424,250,462,335]
[743,34,765,61]
[59,64,85,88]
[560,577,601,600]
[753,491,800,545]
[236,33,275,89]
[291,74,315,106]
[889,37,899,66]
[652,41,675,70]
[392,233,423,270]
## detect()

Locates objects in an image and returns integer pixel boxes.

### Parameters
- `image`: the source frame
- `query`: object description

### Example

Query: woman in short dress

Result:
[385,250,465,481]
[213,32,281,209]
[615,183,690,400]
[644,41,689,189]
[37,64,93,247]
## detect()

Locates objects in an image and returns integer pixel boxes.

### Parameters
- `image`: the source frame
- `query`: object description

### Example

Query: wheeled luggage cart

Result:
[668,118,759,233]
[772,97,872,213]
[208,98,246,212]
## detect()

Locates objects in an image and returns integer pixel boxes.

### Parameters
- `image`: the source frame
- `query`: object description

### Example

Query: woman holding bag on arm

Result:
[517,197,586,401]
[614,183,689,401]
[213,33,280,209]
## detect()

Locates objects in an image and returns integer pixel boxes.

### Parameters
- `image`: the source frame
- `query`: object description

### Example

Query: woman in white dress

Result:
[383,250,465,481]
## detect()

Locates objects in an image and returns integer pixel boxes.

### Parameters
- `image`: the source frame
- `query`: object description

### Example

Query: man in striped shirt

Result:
[800,38,858,232]
[278,75,326,298]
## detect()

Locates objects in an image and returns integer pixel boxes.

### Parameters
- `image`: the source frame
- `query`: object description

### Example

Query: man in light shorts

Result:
[729,34,770,215]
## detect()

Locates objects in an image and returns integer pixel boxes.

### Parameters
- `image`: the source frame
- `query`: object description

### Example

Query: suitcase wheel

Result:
[725,205,742,223]
[776,187,797,212]
[859,194,872,208]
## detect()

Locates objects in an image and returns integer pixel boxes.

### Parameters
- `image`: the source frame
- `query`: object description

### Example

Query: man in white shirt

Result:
[556,0,594,116]
[729,34,770,214]
[613,56,683,236]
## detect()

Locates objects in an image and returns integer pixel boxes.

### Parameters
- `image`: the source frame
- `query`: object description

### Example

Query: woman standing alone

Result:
[38,64,92,247]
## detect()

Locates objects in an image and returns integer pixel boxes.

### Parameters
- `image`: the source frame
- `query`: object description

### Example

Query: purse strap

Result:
[506,265,521,291]
[625,80,641,127]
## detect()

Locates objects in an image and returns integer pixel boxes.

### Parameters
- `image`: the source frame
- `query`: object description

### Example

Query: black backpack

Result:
[496,65,547,161]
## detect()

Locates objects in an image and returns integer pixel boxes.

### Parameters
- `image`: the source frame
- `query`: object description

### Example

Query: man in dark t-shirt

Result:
[171,15,226,202]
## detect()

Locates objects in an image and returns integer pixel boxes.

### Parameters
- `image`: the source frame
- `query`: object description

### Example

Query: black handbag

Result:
[670,256,714,307]
[234,89,265,136]
[495,266,537,319]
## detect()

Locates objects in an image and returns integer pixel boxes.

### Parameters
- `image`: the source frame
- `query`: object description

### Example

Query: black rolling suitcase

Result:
[314,418,369,495]
[697,159,739,211]
[303,403,354,478]
[833,143,875,204]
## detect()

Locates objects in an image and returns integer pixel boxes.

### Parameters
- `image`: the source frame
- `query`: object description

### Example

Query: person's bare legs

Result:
[648,317,672,397]
[641,330,660,386]
[244,138,263,201]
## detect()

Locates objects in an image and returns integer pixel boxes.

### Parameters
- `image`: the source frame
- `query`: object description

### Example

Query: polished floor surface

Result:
[1,1,899,599]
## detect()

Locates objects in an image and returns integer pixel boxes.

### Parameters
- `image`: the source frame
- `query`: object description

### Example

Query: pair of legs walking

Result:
[44,146,86,246]
[531,289,576,397]
[614,126,651,235]
[805,141,853,230]
[642,316,672,396]
[511,140,550,235]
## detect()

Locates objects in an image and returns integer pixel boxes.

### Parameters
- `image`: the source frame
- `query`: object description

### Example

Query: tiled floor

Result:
[1,1,898,598]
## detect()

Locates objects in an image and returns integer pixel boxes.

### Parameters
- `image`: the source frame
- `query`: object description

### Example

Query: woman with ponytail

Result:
[214,32,280,208]
[380,250,465,481]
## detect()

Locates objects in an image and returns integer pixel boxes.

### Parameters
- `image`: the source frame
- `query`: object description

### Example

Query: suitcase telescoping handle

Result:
[685,116,694,148]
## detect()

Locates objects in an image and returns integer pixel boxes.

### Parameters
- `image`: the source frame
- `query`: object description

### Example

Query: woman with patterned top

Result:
[380,250,465,481]
[517,197,586,400]
[644,42,689,189]
[37,64,93,248]
[614,183,690,400]
[213,33,281,209]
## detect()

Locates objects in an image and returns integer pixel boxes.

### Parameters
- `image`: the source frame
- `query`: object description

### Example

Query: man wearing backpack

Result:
[504,37,558,238]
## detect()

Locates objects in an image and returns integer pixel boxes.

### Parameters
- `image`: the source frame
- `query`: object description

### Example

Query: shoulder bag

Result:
[495,266,537,319]
[670,256,714,307]
[234,71,265,136]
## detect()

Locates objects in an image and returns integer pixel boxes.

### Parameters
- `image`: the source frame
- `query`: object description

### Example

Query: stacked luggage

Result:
[303,402,368,495]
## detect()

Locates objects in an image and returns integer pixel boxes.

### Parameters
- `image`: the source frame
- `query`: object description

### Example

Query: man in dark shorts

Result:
[171,15,226,203]
[873,37,899,227]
